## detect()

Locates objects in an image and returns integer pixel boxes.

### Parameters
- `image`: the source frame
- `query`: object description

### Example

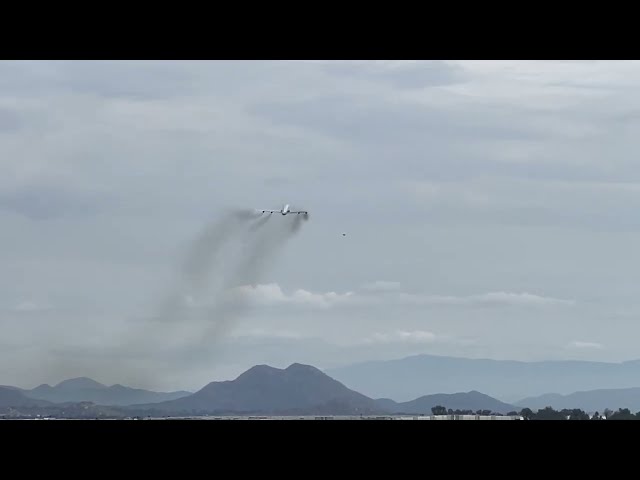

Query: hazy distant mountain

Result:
[325,354,640,401]
[377,391,517,414]
[55,377,107,390]
[0,386,51,408]
[134,363,384,415]
[518,387,640,412]
[23,377,191,406]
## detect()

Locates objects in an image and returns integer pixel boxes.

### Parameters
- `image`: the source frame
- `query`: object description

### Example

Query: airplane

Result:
[258,204,308,216]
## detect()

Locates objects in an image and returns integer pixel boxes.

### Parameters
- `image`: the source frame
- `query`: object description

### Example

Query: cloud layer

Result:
[223,282,574,310]
[568,341,604,350]
[2,60,640,389]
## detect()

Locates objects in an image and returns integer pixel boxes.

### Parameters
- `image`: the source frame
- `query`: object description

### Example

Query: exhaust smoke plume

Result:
[31,207,309,389]
[113,207,308,386]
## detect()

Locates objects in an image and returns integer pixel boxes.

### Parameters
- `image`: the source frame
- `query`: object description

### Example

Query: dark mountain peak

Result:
[141,362,383,415]
[235,364,280,381]
[286,362,314,370]
[30,384,53,394]
[54,377,107,390]
[235,363,328,381]
[0,386,51,408]
[230,364,333,390]
[467,390,489,397]
[34,383,52,389]
[285,363,324,375]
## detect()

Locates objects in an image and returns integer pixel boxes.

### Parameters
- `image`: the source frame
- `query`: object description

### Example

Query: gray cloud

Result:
[0,185,108,220]
[360,281,402,293]
[9,301,53,312]
[227,283,574,310]
[0,61,202,100]
[159,282,575,318]
[248,94,546,150]
[567,341,604,350]
[0,107,22,133]
[323,60,469,89]
[357,330,438,345]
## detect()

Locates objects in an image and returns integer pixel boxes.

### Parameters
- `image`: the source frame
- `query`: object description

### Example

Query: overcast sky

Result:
[3,60,640,391]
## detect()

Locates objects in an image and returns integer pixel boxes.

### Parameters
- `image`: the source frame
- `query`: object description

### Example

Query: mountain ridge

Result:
[0,386,52,408]
[325,353,640,401]
[127,362,520,416]
[18,378,191,406]
[518,386,640,412]
[0,360,579,416]
[377,390,517,414]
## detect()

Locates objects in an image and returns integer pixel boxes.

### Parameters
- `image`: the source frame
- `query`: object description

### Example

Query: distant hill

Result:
[518,387,640,412]
[377,391,517,414]
[55,377,107,390]
[0,386,51,408]
[325,354,640,401]
[22,377,191,406]
[132,363,384,415]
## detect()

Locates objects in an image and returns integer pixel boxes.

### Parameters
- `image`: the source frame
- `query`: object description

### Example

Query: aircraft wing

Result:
[290,210,308,214]
[259,209,279,213]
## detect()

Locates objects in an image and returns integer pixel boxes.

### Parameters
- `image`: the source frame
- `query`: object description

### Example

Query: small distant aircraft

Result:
[258,204,308,216]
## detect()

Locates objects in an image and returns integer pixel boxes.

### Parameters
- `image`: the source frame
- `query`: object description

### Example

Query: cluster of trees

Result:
[430,405,640,419]
[516,407,640,420]
[430,406,497,416]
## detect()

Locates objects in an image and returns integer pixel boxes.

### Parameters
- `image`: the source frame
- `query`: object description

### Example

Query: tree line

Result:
[429,405,640,419]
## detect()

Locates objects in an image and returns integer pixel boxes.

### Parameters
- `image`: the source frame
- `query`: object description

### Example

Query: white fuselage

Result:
[282,204,290,215]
